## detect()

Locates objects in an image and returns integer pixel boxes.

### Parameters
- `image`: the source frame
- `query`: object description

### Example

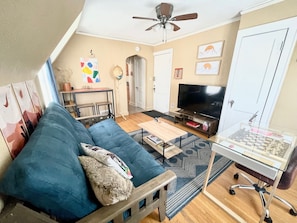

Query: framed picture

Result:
[12,82,39,134]
[0,85,28,158]
[174,68,183,79]
[80,57,100,83]
[197,40,224,59]
[196,60,221,75]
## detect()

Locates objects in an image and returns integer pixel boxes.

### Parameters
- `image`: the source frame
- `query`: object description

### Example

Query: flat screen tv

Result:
[177,84,226,119]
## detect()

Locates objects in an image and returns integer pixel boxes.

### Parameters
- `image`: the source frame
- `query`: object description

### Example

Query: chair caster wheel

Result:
[264,216,272,223]
[229,189,235,195]
[289,208,297,216]
[234,173,239,180]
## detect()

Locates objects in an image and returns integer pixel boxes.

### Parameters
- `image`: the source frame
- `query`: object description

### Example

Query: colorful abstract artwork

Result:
[0,85,29,158]
[80,57,100,83]
[12,82,39,135]
[25,80,42,119]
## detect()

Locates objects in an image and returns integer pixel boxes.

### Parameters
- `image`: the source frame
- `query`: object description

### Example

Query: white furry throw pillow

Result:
[78,156,133,206]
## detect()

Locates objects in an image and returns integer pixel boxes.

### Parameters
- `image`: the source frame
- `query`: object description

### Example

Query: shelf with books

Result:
[175,110,219,137]
[143,136,181,159]
[146,134,162,145]
[186,120,200,128]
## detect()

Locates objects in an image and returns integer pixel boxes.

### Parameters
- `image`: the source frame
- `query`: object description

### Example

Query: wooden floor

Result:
[116,113,297,223]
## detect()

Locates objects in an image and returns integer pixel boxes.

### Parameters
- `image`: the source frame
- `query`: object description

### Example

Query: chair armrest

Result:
[77,170,176,223]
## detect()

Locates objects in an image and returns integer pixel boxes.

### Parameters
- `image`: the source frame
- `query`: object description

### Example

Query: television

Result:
[177,84,226,119]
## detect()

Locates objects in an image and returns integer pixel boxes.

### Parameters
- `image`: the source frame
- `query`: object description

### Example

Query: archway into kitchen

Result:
[125,55,146,114]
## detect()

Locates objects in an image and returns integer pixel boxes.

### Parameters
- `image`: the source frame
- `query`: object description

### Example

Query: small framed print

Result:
[196,60,221,75]
[197,40,224,59]
[174,68,183,79]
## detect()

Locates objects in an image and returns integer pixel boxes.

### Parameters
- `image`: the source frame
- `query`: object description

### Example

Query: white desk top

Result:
[210,122,296,172]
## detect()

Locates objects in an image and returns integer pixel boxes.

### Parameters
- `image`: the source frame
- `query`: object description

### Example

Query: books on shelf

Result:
[146,135,175,151]
[157,142,175,151]
[146,135,162,144]
[186,120,200,128]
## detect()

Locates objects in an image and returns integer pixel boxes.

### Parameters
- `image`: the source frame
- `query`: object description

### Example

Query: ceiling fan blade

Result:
[169,22,180,31]
[171,13,198,21]
[132,16,158,21]
[145,23,160,31]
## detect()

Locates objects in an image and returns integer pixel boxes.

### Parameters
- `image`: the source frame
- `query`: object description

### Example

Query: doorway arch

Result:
[126,55,146,114]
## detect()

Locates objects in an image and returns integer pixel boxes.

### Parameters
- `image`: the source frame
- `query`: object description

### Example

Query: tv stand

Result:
[175,110,219,137]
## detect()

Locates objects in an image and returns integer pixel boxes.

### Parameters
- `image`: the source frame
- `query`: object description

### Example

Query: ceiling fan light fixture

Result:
[165,23,173,30]
[132,3,198,42]
[153,24,162,31]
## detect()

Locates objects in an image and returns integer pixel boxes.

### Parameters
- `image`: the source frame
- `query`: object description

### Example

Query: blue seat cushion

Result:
[88,119,165,187]
[0,103,99,221]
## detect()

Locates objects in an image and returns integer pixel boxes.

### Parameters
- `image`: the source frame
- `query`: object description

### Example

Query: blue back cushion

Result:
[0,102,99,221]
[88,119,165,187]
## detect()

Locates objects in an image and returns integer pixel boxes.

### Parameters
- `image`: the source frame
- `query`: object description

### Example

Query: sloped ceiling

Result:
[0,0,85,84]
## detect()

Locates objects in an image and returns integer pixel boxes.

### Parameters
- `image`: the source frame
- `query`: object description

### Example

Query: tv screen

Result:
[177,84,226,119]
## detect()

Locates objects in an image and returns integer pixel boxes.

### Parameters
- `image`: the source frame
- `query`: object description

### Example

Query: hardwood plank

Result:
[116,113,297,223]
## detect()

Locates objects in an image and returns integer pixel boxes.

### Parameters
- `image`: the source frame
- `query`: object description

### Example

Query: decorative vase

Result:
[63,82,72,91]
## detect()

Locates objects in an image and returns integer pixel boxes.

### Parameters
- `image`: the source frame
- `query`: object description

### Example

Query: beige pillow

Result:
[78,156,133,206]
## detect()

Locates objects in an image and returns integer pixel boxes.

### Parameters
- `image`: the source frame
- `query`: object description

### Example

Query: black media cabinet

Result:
[175,110,219,138]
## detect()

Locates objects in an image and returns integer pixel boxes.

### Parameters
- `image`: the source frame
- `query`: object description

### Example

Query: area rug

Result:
[142,110,176,123]
[128,129,233,219]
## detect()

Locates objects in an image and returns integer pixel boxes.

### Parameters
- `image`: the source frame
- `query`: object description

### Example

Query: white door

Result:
[219,28,288,132]
[134,57,145,109]
[153,49,173,113]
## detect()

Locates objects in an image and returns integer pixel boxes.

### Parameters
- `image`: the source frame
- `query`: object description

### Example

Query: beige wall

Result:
[53,35,155,115]
[154,21,240,112]
[53,21,239,115]
[239,0,297,30]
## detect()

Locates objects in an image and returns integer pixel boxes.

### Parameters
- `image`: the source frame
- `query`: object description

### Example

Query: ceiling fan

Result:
[132,3,198,32]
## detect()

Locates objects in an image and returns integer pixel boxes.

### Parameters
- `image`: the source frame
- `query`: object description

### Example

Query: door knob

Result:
[228,100,234,108]
[249,111,258,123]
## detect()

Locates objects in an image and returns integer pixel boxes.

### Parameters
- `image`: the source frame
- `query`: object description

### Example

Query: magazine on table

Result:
[147,134,162,144]
[157,142,174,150]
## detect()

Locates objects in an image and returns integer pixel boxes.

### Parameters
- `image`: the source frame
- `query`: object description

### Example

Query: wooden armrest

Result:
[77,170,176,223]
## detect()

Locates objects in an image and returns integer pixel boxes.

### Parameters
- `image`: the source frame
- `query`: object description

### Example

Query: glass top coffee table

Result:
[138,120,187,160]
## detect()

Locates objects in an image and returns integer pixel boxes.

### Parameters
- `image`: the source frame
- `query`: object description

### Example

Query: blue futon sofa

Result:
[0,102,175,222]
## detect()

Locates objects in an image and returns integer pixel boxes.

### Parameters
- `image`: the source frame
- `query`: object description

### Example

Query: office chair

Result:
[229,147,297,223]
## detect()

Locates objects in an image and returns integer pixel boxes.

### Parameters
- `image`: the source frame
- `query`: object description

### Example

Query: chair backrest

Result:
[235,146,297,190]
[278,146,297,189]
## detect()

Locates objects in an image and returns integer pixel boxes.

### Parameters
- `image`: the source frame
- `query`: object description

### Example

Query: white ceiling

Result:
[76,0,280,46]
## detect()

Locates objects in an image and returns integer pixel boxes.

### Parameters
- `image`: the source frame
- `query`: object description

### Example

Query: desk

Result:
[202,123,296,223]
[60,88,115,121]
